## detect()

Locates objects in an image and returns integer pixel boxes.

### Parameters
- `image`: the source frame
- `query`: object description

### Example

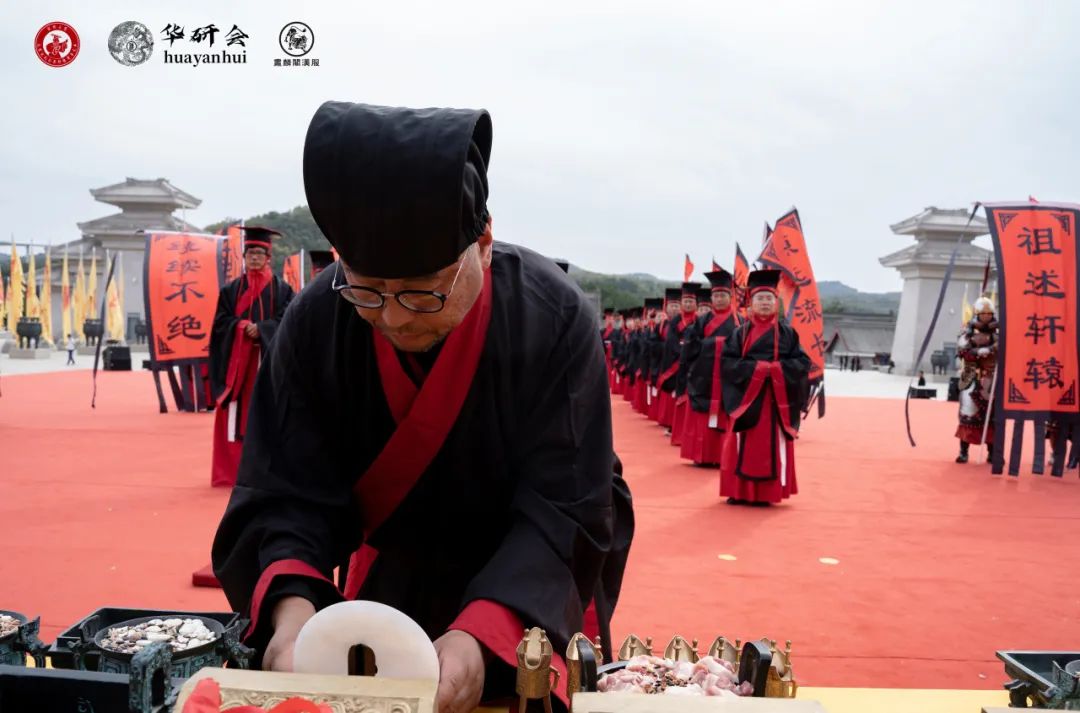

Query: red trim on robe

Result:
[245,559,334,639]
[343,270,493,597]
[449,600,570,708]
[343,544,379,600]
[373,335,419,423]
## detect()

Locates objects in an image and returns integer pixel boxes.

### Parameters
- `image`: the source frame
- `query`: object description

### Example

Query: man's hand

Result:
[244,322,259,339]
[263,596,316,672]
[433,630,486,713]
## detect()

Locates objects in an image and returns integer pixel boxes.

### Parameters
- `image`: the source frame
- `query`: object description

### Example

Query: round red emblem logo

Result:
[35,22,80,67]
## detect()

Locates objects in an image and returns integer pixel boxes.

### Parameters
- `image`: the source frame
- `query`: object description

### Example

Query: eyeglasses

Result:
[331,244,473,314]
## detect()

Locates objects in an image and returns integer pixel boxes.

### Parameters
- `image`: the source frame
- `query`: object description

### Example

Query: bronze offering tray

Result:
[0,609,48,667]
[997,650,1080,708]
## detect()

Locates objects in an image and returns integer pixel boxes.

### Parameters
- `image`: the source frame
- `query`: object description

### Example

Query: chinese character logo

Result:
[35,22,80,67]
[108,21,154,67]
[279,22,314,56]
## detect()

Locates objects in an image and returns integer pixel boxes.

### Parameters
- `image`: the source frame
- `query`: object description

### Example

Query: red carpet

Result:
[2,370,1079,689]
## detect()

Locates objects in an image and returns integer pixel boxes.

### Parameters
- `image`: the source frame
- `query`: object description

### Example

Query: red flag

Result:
[757,208,825,382]
[984,201,1080,474]
[683,254,694,282]
[711,256,721,271]
[282,252,303,293]
[733,243,750,309]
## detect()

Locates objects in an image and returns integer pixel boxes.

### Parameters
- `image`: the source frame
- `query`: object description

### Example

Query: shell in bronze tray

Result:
[93,614,224,660]
[0,611,28,642]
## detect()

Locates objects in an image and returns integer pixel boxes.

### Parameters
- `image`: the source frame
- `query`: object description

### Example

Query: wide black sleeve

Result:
[721,323,759,421]
[460,301,628,653]
[211,303,358,656]
[253,280,295,347]
[208,284,238,401]
[779,324,812,431]
[676,319,704,396]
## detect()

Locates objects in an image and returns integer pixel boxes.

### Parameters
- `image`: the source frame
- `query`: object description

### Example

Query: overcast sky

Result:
[2,0,1078,292]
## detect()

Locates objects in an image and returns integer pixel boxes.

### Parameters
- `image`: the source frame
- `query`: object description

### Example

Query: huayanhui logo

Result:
[159,22,248,67]
[109,21,153,66]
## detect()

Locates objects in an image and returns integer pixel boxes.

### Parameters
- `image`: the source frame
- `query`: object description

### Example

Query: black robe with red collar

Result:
[721,317,811,434]
[212,242,633,708]
[685,309,740,414]
[657,313,696,394]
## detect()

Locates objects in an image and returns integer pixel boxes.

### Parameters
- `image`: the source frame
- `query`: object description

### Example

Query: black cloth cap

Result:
[554,259,569,273]
[696,287,712,303]
[664,288,682,302]
[747,269,782,292]
[309,250,335,270]
[240,226,281,251]
[303,101,492,278]
[603,307,614,316]
[681,281,701,296]
[644,298,663,310]
[704,269,733,290]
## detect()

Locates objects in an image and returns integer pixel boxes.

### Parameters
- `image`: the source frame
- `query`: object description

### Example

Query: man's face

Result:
[244,247,269,272]
[978,310,994,324]
[341,226,493,352]
[712,290,731,311]
[613,316,624,329]
[697,303,711,316]
[666,301,680,318]
[752,291,777,318]
[681,296,696,313]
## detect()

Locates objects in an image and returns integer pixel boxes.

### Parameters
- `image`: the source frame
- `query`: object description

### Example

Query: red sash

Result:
[344,269,493,598]
[726,321,797,438]
[216,270,275,426]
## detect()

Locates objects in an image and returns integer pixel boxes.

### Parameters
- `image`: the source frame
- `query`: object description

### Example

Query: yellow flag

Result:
[7,243,23,333]
[87,250,98,319]
[73,250,86,341]
[40,247,53,345]
[25,248,40,319]
[61,250,71,341]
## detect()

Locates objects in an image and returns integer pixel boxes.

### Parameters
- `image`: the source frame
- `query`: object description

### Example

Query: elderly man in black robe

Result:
[212,102,634,713]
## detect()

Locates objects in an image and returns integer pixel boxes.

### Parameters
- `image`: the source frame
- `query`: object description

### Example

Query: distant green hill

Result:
[205,206,331,274]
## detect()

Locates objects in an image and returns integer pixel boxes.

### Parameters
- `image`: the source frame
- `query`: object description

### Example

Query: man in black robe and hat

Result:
[208,226,295,488]
[212,102,634,713]
[679,269,741,466]
[720,270,811,505]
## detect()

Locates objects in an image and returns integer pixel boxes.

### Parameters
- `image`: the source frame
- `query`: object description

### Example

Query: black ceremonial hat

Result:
[603,307,615,316]
[554,259,569,273]
[309,250,336,270]
[239,225,282,251]
[747,269,782,293]
[644,298,663,310]
[303,101,493,278]
[696,287,711,303]
[681,281,701,296]
[704,269,733,290]
[664,287,682,302]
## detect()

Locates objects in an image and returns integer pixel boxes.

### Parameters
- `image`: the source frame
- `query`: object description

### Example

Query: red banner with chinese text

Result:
[283,253,303,293]
[758,208,826,381]
[985,203,1080,417]
[144,232,223,365]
